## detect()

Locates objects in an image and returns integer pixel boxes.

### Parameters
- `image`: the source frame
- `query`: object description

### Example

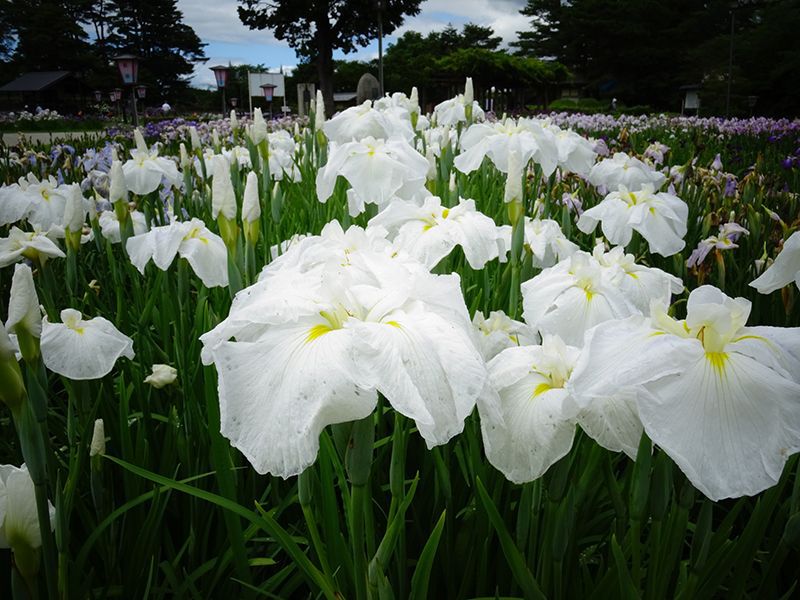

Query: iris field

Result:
[0,84,799,599]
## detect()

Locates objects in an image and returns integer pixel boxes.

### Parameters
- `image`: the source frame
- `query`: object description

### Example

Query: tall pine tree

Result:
[103,0,206,100]
[5,0,97,74]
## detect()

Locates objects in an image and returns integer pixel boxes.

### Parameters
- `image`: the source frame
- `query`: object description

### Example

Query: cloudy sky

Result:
[177,0,529,88]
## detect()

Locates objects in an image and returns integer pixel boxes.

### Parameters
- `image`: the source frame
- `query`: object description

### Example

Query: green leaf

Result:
[611,534,639,600]
[409,510,446,600]
[105,454,339,600]
[474,477,546,600]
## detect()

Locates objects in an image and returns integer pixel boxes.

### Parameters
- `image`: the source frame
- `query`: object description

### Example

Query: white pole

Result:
[248,70,253,117]
[281,66,288,113]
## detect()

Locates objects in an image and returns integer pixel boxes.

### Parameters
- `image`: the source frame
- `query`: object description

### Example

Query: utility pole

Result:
[725,8,735,117]
[377,0,384,97]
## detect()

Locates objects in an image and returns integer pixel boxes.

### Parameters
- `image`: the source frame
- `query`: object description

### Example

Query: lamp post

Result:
[112,53,140,127]
[261,83,277,118]
[376,0,384,97]
[111,88,123,119]
[135,85,147,118]
[210,65,230,116]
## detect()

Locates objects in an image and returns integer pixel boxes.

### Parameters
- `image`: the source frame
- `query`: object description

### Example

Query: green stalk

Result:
[203,366,253,595]
[345,416,374,600]
[350,483,368,600]
[12,398,57,600]
[298,468,333,581]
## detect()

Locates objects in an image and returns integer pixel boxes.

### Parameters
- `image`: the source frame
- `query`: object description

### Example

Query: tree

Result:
[104,0,206,101]
[237,0,424,114]
[380,23,553,107]
[5,0,98,74]
[512,0,788,114]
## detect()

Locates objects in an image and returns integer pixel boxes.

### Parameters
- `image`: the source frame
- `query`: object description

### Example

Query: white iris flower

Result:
[316,136,428,217]
[521,246,683,347]
[750,231,800,293]
[122,129,181,195]
[126,218,228,288]
[577,184,688,257]
[41,309,134,380]
[200,221,494,478]
[569,285,800,501]
[368,196,503,270]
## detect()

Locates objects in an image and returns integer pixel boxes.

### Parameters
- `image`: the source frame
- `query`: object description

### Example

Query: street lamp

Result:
[110,88,122,118]
[376,1,384,97]
[113,53,140,126]
[93,90,102,103]
[136,85,147,99]
[261,83,277,118]
[230,97,238,108]
[210,65,230,116]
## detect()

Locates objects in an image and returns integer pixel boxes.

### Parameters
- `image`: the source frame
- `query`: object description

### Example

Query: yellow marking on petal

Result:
[706,352,728,373]
[732,334,768,344]
[627,272,639,279]
[183,228,208,244]
[441,208,450,219]
[305,324,332,343]
[385,320,402,329]
[532,382,552,398]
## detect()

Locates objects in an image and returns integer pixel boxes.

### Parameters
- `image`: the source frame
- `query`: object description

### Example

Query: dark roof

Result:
[0,71,72,93]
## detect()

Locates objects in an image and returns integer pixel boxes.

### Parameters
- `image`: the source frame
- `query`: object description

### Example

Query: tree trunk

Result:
[314,11,335,116]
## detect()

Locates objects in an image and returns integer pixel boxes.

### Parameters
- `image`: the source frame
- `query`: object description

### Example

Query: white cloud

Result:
[177,0,288,47]
[177,0,530,86]
[418,0,528,44]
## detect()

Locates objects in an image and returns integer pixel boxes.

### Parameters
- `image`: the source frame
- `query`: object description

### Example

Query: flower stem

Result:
[350,483,368,600]
[345,416,374,600]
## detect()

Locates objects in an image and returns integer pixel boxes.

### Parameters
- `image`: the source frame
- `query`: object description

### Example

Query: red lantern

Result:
[261,83,276,102]
[210,66,230,89]
[113,53,140,85]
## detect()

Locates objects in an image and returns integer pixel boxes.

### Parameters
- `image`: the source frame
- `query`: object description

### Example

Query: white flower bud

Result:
[179,143,191,169]
[90,418,106,457]
[143,364,178,389]
[315,90,326,130]
[134,128,148,154]
[464,77,474,105]
[212,128,221,148]
[242,171,261,224]
[426,147,437,181]
[109,160,127,204]
[190,126,202,150]
[250,108,267,144]
[63,184,86,232]
[230,109,239,131]
[7,263,41,340]
[504,150,522,204]
[410,86,419,113]
[211,158,236,220]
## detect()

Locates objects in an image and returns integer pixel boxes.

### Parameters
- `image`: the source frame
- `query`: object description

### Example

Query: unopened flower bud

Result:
[90,418,106,457]
[144,363,178,389]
